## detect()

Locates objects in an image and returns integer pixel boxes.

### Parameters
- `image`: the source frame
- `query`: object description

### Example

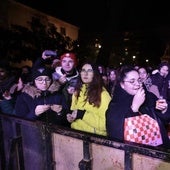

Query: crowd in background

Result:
[1,50,170,149]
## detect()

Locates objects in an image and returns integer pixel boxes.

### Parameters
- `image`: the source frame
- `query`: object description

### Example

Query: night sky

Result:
[16,0,170,33]
[5,0,170,66]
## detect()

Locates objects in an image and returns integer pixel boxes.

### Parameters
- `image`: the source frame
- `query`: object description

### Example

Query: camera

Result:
[44,50,57,57]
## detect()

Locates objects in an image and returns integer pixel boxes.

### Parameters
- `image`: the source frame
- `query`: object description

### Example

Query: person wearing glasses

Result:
[106,65,170,148]
[67,63,111,136]
[32,50,79,109]
[15,67,69,126]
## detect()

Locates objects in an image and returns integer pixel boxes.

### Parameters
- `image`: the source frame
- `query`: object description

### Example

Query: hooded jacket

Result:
[53,66,79,108]
[53,66,79,81]
[15,81,69,126]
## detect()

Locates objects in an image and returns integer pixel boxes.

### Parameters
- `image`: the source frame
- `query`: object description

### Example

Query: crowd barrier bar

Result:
[0,113,170,170]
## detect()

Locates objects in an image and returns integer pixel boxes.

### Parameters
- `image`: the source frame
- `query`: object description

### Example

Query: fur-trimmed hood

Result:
[22,81,60,98]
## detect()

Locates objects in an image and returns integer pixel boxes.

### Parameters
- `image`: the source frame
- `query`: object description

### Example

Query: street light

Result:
[132,56,136,60]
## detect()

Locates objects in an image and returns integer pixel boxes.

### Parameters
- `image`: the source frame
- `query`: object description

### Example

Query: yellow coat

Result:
[71,84,111,136]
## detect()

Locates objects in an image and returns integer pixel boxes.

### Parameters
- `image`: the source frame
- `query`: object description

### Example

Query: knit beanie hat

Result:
[60,52,77,66]
[32,67,52,80]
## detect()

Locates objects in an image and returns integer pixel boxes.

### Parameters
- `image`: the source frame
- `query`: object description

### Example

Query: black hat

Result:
[32,67,52,80]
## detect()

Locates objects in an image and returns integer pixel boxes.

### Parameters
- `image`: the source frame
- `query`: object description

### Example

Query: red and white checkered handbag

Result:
[124,114,163,146]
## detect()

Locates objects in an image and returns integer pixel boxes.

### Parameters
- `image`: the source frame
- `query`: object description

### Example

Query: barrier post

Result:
[79,139,92,170]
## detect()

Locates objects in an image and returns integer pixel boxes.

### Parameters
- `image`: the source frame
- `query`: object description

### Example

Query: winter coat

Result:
[0,75,17,115]
[70,84,111,136]
[53,66,79,82]
[0,98,15,115]
[15,81,70,126]
[150,72,169,100]
[53,66,79,108]
[106,85,170,148]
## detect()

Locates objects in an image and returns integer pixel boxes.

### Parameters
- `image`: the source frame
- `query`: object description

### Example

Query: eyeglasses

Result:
[123,78,142,85]
[80,69,93,74]
[35,78,51,84]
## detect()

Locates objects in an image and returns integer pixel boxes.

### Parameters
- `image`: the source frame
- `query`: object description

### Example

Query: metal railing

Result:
[0,113,170,170]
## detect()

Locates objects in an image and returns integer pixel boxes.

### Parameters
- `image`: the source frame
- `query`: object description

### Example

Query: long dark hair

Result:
[75,62,104,107]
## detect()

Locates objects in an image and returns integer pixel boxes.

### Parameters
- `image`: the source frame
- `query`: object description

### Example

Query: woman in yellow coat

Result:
[67,63,111,136]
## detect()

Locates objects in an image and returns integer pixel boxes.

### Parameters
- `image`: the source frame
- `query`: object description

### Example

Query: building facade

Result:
[0,0,79,41]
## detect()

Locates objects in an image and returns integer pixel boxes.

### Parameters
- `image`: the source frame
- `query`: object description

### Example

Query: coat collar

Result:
[22,81,60,98]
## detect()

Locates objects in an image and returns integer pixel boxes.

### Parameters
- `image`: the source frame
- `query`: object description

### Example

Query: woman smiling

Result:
[106,65,170,148]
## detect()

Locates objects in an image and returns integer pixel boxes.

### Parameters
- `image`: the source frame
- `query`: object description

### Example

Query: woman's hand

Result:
[35,105,50,116]
[131,87,145,112]
[51,104,62,113]
[67,110,77,123]
[156,98,168,113]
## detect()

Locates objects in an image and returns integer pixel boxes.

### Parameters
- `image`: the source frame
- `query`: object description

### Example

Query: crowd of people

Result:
[1,50,170,149]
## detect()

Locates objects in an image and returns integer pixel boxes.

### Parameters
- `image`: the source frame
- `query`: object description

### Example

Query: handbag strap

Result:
[146,107,158,122]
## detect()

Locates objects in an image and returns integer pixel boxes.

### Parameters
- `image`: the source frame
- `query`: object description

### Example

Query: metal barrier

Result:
[0,113,170,170]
